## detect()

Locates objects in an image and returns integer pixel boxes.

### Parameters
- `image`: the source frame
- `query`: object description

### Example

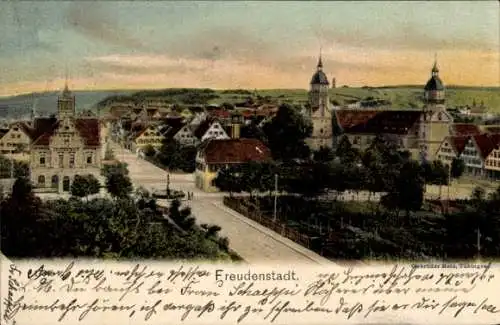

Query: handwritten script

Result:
[1,260,499,324]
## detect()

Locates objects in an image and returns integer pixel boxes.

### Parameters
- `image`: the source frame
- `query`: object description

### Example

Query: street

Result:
[111,143,333,265]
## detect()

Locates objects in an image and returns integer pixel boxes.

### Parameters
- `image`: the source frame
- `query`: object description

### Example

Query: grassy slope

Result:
[212,87,500,110]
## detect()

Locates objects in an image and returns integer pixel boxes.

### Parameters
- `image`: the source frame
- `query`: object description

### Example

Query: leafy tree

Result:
[382,161,424,223]
[313,147,335,162]
[71,174,101,200]
[213,165,243,197]
[240,121,266,142]
[143,144,156,157]
[102,162,129,178]
[105,167,133,199]
[221,102,235,110]
[263,103,312,161]
[421,160,449,199]
[158,139,196,172]
[450,157,465,179]
[169,199,196,231]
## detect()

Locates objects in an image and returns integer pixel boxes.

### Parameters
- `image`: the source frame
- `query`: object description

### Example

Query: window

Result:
[51,175,58,188]
[38,175,45,185]
[87,155,92,164]
[39,156,46,166]
[59,154,64,167]
[69,153,75,167]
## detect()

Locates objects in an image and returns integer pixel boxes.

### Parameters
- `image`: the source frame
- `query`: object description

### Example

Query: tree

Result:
[421,160,449,199]
[71,174,101,200]
[105,167,133,199]
[450,157,465,179]
[313,147,335,162]
[143,144,156,157]
[169,199,196,231]
[213,165,242,197]
[335,136,360,165]
[221,102,235,110]
[382,161,424,223]
[263,103,312,161]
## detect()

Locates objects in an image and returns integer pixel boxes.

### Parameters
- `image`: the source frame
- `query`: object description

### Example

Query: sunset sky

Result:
[0,1,498,97]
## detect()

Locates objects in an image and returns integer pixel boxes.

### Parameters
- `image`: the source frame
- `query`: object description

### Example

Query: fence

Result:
[223,196,315,249]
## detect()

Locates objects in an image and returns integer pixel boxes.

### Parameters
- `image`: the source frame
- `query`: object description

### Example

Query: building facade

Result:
[29,84,102,193]
[194,138,271,192]
[0,122,32,161]
[331,59,453,161]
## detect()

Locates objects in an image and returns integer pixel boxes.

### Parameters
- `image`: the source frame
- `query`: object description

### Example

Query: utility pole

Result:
[166,173,171,196]
[273,173,278,222]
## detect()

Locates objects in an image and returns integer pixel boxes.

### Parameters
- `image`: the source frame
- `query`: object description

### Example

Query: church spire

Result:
[432,53,439,76]
[317,48,323,70]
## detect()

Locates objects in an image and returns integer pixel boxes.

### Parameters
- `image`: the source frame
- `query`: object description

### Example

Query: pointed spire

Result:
[432,53,439,75]
[317,47,323,70]
[63,63,70,93]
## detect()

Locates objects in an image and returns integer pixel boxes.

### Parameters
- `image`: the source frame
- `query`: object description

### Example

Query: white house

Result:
[194,118,229,142]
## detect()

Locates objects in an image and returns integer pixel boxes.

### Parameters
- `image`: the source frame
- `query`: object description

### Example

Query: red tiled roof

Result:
[472,134,496,159]
[446,136,469,155]
[200,138,271,164]
[74,119,100,146]
[194,117,218,139]
[32,117,100,147]
[452,123,481,136]
[209,109,231,119]
[335,110,421,135]
[489,133,500,148]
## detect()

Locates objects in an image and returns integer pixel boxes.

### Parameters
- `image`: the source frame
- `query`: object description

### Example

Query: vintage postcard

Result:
[0,1,499,324]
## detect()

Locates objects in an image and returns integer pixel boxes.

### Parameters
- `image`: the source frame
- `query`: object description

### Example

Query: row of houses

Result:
[436,125,500,180]
[111,106,276,155]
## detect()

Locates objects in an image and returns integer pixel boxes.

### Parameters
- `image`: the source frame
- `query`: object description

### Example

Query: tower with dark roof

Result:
[419,56,452,161]
[57,81,76,119]
[307,54,333,150]
[424,57,445,105]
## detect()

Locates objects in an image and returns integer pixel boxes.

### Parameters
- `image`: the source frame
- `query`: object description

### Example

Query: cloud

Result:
[65,2,146,50]
[321,24,497,52]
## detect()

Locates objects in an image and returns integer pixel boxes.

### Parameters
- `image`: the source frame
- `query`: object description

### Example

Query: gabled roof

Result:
[199,138,271,164]
[335,110,421,135]
[472,134,496,159]
[452,123,481,136]
[31,117,100,147]
[443,135,469,155]
[194,117,219,139]
[165,123,187,138]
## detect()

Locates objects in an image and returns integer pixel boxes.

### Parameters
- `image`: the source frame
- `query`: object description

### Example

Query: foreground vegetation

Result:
[1,163,240,261]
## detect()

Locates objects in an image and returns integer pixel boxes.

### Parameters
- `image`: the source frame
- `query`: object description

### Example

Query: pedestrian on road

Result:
[187,192,191,200]
[191,192,194,200]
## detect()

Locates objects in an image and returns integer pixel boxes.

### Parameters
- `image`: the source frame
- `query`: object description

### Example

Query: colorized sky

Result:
[0,1,498,96]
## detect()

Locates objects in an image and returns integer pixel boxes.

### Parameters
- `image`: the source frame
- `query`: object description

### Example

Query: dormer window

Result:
[65,126,69,130]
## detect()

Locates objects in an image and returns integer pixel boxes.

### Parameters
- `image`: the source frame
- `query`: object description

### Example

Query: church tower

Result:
[57,81,76,120]
[306,54,333,151]
[424,57,445,107]
[419,56,451,162]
